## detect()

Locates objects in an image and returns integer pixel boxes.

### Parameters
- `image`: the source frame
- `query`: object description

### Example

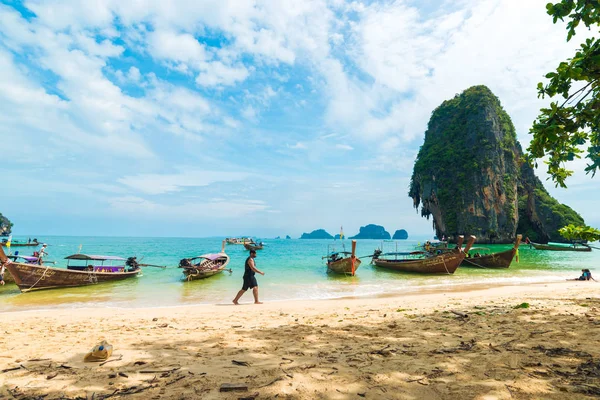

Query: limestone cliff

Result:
[409,85,584,243]
[0,213,12,236]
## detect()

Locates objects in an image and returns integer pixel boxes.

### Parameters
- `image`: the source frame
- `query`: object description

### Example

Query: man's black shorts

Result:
[242,275,258,290]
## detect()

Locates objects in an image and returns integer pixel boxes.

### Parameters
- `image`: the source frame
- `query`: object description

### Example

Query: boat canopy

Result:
[190,254,224,261]
[65,254,126,261]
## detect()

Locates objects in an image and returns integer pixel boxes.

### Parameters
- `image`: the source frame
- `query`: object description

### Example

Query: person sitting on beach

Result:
[582,269,595,281]
[570,269,596,281]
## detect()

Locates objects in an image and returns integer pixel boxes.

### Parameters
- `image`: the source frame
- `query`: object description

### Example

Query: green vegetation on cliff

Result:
[0,213,12,236]
[517,185,584,243]
[409,85,585,243]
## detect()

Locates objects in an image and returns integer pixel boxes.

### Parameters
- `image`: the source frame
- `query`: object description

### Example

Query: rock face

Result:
[285,235,291,239]
[0,213,12,236]
[300,229,333,239]
[392,229,409,240]
[409,85,584,244]
[350,224,391,239]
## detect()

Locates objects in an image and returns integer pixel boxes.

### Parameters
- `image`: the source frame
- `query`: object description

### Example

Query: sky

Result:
[0,0,599,238]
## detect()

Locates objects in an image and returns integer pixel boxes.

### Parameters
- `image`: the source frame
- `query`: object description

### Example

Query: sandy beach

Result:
[1,281,600,399]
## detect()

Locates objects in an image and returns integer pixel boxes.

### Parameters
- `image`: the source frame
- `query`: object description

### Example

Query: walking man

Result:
[233,250,265,305]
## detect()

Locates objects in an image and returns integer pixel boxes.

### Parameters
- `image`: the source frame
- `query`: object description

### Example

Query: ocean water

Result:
[1,236,598,312]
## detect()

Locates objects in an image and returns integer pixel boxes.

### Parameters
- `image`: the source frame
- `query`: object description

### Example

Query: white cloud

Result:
[288,142,307,150]
[148,30,208,65]
[109,196,270,219]
[241,106,257,120]
[117,169,251,195]
[74,33,124,58]
[335,144,354,151]
[127,66,141,82]
[316,0,589,152]
[196,61,249,87]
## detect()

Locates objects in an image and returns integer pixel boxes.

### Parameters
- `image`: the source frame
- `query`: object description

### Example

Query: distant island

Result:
[0,213,12,236]
[392,229,408,240]
[350,224,391,240]
[285,235,291,239]
[300,229,333,239]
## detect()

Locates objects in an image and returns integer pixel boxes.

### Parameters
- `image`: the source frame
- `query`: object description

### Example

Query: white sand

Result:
[1,281,599,399]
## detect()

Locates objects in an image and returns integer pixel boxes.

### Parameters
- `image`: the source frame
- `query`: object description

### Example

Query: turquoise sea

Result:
[1,236,599,312]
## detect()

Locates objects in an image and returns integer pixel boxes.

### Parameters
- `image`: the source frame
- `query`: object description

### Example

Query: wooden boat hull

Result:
[1,242,39,247]
[461,248,515,268]
[5,262,140,293]
[461,235,522,269]
[243,244,263,251]
[373,251,465,274]
[531,242,591,252]
[327,257,361,275]
[183,267,226,281]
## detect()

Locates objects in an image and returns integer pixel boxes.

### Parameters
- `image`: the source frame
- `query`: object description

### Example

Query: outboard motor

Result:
[126,257,140,271]
[372,249,383,260]
[179,258,192,268]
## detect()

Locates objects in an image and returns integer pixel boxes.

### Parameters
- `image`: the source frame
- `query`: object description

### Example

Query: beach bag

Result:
[84,340,113,362]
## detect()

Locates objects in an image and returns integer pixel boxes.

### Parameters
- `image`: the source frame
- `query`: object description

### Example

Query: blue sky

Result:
[1,0,599,238]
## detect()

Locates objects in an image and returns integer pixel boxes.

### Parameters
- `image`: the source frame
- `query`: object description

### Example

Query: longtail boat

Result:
[1,241,39,247]
[226,237,254,245]
[461,234,522,269]
[326,240,361,276]
[372,235,475,274]
[180,240,231,281]
[244,242,264,251]
[0,246,140,293]
[530,241,592,252]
